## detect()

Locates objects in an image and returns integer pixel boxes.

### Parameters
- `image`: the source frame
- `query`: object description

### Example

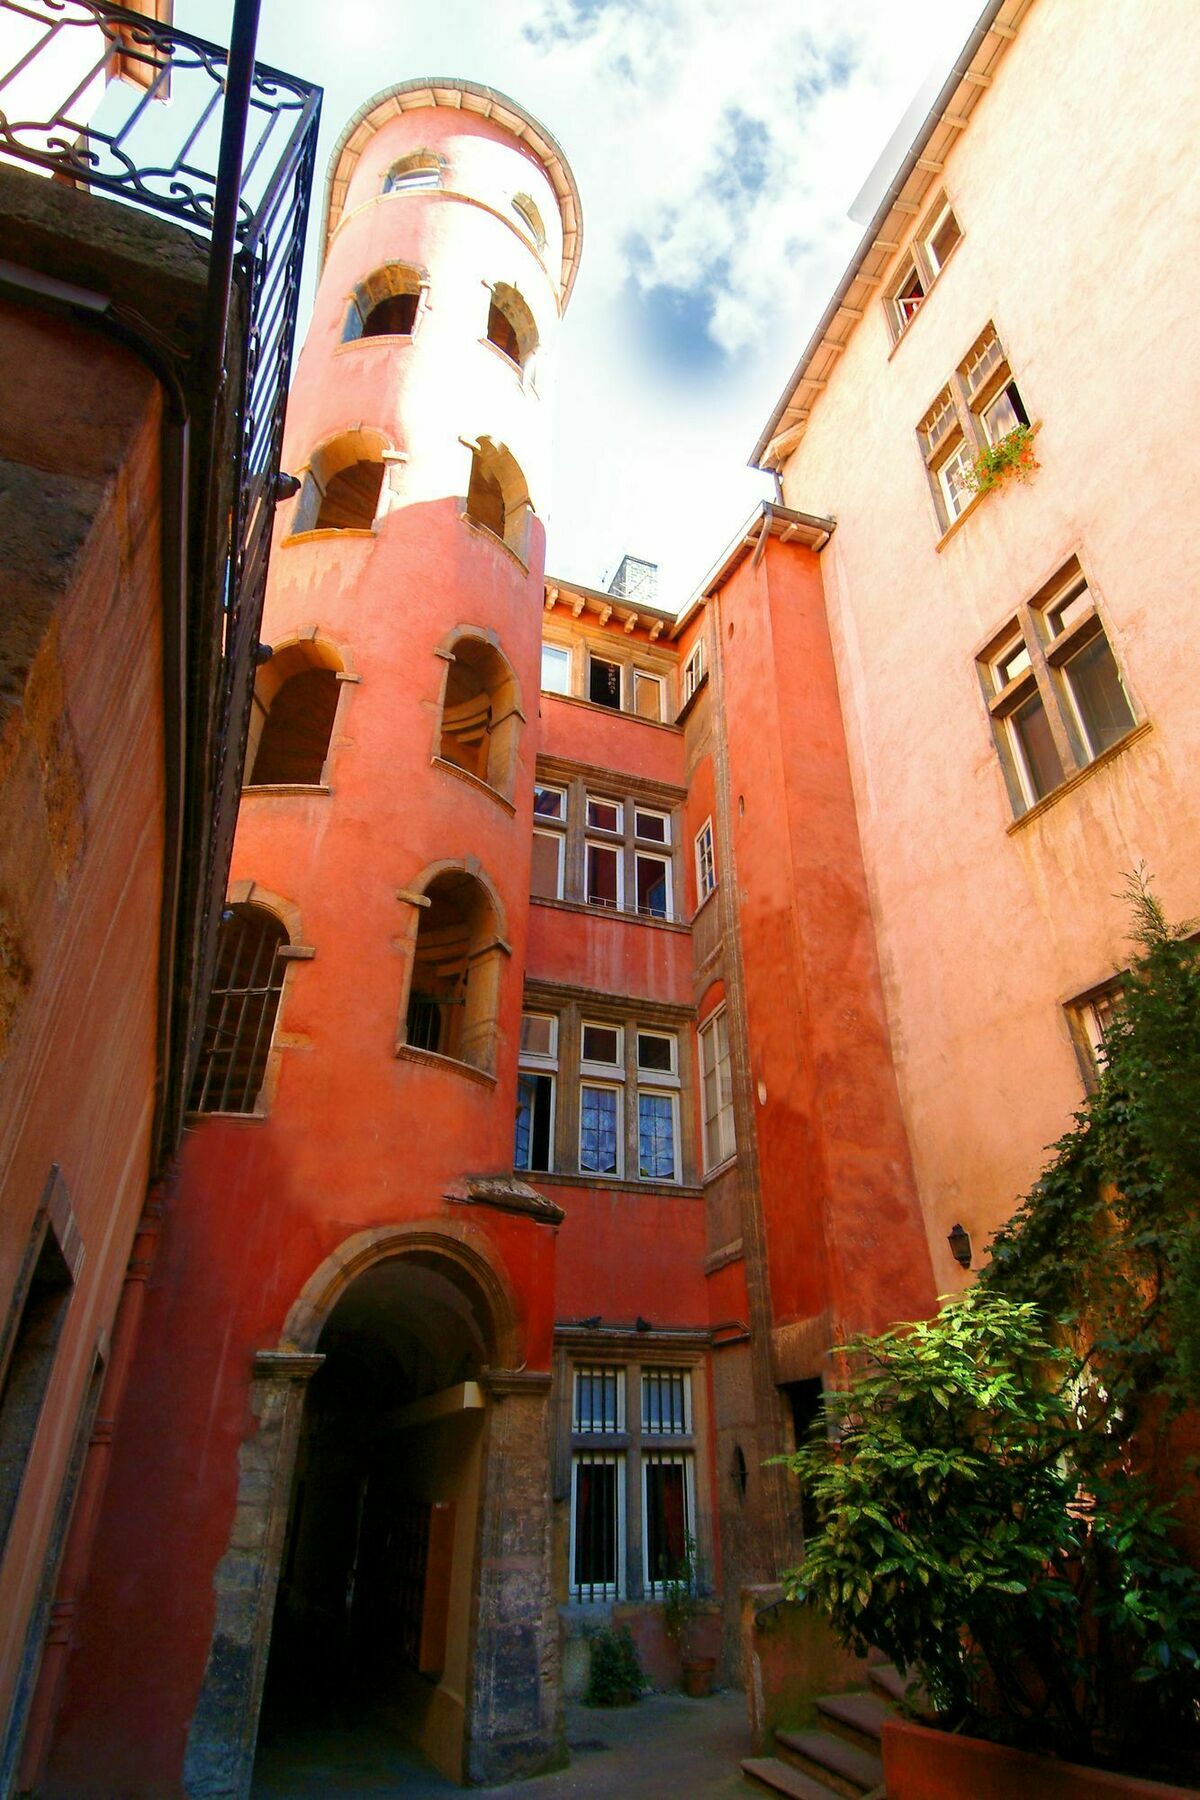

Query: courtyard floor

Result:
[252,1689,763,1798]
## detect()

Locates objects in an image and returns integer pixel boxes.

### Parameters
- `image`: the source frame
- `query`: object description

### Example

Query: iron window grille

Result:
[189,904,287,1114]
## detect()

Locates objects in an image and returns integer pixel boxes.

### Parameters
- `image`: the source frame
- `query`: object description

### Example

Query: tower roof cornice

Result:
[321,78,583,306]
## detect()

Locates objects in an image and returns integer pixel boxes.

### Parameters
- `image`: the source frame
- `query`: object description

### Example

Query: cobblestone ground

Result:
[252,1690,763,1798]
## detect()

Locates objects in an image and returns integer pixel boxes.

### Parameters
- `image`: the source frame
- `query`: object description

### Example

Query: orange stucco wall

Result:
[778,0,1200,1286]
[45,99,570,1796]
[0,306,164,1741]
[714,537,934,1340]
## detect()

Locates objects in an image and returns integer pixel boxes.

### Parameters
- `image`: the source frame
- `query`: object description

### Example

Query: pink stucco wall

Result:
[778,0,1200,1284]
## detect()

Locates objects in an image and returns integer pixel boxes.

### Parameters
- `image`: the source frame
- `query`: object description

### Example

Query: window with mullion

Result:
[580,1082,622,1175]
[571,1452,625,1600]
[642,1452,694,1595]
[637,1090,678,1181]
[979,564,1137,817]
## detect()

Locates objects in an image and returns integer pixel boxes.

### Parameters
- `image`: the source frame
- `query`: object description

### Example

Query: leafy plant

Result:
[963,422,1039,496]
[780,878,1200,1777]
[584,1624,644,1707]
[660,1533,701,1653]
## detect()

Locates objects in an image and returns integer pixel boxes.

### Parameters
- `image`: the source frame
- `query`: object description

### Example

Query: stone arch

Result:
[343,261,427,342]
[463,435,533,563]
[278,1218,523,1370]
[486,280,539,375]
[434,627,525,801]
[245,633,349,788]
[396,861,510,1074]
[289,426,397,536]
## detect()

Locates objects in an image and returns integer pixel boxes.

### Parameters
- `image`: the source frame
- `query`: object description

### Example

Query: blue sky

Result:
[182,0,982,608]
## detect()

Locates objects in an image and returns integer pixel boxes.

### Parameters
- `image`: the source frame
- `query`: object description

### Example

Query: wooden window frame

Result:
[977,561,1139,818]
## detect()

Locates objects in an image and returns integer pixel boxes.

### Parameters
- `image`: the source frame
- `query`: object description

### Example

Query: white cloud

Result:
[184,0,983,602]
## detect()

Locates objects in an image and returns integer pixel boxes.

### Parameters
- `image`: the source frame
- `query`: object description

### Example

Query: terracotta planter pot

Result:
[883,1715,1198,1800]
[681,1656,716,1699]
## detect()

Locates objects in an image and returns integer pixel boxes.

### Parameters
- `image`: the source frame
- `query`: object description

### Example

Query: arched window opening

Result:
[487,301,521,365]
[343,265,422,343]
[247,642,344,787]
[485,283,538,374]
[464,438,532,561]
[438,636,521,798]
[512,192,545,250]
[316,461,384,531]
[190,904,287,1114]
[466,457,505,538]
[383,153,440,195]
[291,430,391,537]
[403,871,503,1073]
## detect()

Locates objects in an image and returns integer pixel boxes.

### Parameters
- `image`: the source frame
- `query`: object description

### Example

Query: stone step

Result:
[868,1661,931,1711]
[814,1689,892,1749]
[775,1727,885,1796]
[741,1756,837,1800]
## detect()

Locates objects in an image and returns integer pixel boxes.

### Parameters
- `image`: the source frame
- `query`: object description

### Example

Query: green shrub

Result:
[584,1624,644,1707]
[780,878,1200,1778]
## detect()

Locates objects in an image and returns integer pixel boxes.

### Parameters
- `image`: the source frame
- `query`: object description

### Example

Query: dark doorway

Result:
[254,1258,491,1787]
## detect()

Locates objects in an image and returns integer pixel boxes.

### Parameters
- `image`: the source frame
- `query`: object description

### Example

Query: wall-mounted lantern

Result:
[947,1222,973,1269]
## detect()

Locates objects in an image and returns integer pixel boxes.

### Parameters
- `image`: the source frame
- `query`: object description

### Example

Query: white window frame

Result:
[935,439,973,522]
[636,1029,679,1083]
[641,1366,692,1436]
[641,1451,695,1597]
[921,200,961,275]
[632,669,665,722]
[634,806,670,845]
[520,1011,559,1067]
[694,819,716,903]
[533,781,567,823]
[637,1086,680,1183]
[573,1364,626,1433]
[682,641,704,705]
[699,1008,735,1173]
[634,850,672,921]
[578,1080,623,1177]
[531,827,565,900]
[586,794,624,834]
[515,1067,556,1174]
[581,1020,623,1072]
[541,642,571,695]
[586,840,624,911]
[588,654,624,710]
[570,1450,626,1601]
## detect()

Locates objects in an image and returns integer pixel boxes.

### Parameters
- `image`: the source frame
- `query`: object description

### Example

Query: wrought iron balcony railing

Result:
[0,0,323,1159]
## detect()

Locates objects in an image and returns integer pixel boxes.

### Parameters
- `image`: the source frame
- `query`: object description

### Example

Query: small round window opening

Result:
[511,192,546,250]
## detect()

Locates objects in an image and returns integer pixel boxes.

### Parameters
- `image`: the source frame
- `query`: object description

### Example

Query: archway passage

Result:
[254,1254,493,1787]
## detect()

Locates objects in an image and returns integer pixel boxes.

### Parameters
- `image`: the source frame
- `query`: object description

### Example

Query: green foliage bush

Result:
[584,1624,644,1707]
[781,877,1200,1777]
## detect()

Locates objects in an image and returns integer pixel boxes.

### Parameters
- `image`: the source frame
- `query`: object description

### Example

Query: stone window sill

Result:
[282,527,377,547]
[703,1154,738,1186]
[242,783,332,798]
[936,420,1043,552]
[431,756,516,815]
[539,690,682,734]
[1006,720,1152,833]
[530,895,689,934]
[394,1042,496,1086]
[533,1170,703,1199]
[459,511,529,572]
[886,233,964,361]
